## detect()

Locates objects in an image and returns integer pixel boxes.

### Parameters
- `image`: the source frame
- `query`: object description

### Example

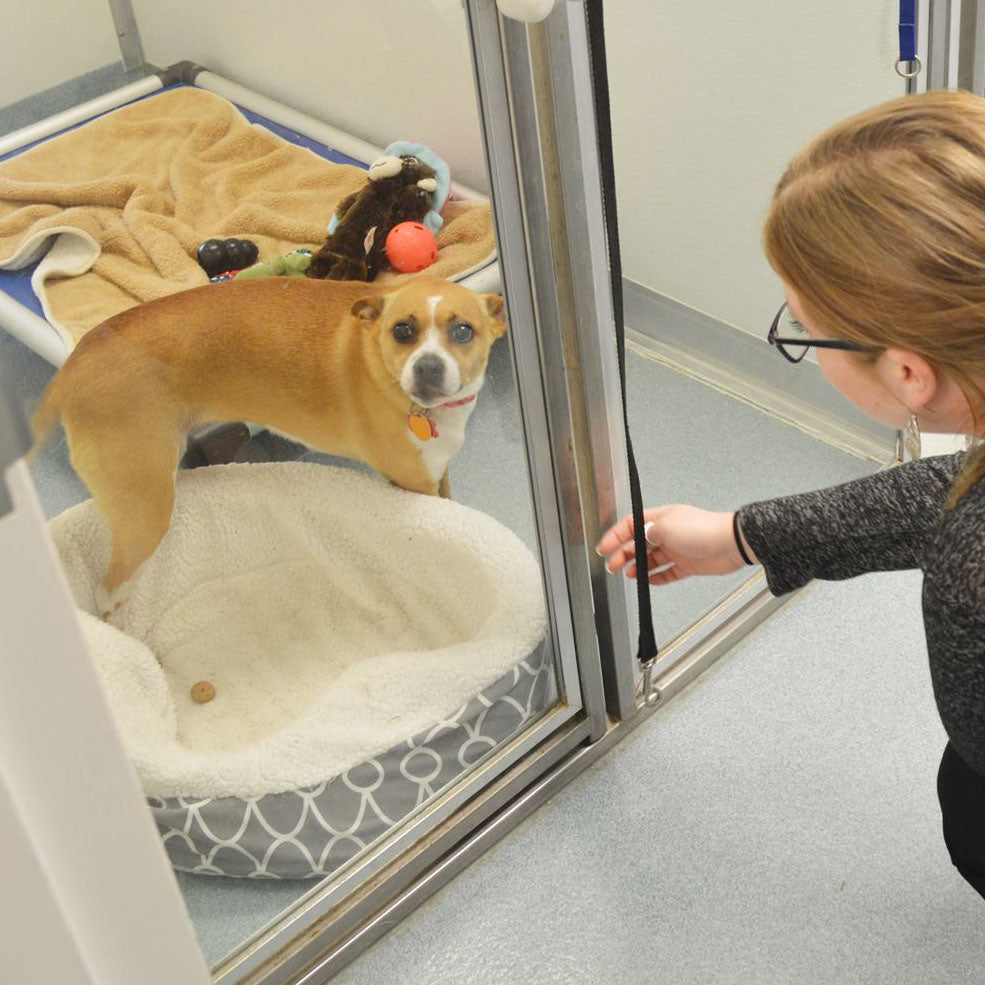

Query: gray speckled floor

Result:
[327,568,985,985]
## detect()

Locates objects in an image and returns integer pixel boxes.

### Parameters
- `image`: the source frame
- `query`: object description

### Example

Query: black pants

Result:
[937,742,985,900]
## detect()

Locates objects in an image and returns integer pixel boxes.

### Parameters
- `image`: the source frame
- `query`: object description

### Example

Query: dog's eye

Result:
[392,322,416,342]
[450,323,474,344]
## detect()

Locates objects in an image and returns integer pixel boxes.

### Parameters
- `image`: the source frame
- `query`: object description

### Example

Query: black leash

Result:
[584,1,659,682]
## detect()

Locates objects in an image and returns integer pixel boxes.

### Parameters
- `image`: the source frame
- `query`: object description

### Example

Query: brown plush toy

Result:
[307,155,438,281]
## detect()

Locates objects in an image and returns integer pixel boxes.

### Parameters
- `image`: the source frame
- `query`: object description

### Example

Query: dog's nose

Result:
[414,355,445,389]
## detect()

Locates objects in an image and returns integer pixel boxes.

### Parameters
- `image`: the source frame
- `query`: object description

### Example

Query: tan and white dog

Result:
[32,274,506,619]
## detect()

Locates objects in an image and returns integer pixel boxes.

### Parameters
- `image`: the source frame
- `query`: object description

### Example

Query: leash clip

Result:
[639,656,661,708]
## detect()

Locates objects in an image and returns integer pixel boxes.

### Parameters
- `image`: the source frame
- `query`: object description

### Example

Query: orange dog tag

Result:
[408,414,433,441]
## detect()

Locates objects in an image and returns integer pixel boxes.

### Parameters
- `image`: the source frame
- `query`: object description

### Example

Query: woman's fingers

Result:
[596,514,637,557]
[649,564,687,587]
[624,555,686,587]
[601,545,630,574]
[599,527,661,574]
[598,510,667,552]
[601,537,639,573]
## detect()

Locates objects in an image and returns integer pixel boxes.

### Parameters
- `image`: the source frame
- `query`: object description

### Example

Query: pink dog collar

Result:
[438,394,478,409]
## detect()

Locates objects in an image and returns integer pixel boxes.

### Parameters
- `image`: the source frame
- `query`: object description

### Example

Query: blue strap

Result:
[899,0,917,63]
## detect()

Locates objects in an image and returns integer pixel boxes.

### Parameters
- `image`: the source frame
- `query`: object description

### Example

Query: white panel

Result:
[0,0,121,107]
[129,0,491,193]
[0,461,211,985]
[0,767,93,985]
[606,0,906,334]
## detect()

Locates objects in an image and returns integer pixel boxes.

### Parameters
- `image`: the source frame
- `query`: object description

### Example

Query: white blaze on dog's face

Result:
[351,278,506,407]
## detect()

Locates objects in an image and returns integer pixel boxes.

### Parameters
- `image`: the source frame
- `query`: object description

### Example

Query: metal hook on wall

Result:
[897,0,922,78]
[895,57,923,78]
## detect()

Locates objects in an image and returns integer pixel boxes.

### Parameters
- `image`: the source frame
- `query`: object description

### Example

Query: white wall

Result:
[0,0,120,106]
[606,0,905,335]
[131,0,906,333]
[1,0,909,332]
[129,0,489,193]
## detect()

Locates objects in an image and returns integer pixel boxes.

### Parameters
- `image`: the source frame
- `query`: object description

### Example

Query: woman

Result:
[596,89,985,901]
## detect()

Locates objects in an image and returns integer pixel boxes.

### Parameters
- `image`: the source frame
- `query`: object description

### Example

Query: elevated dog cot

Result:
[0,68,501,368]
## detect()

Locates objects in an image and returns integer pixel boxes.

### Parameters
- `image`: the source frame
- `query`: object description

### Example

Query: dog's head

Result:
[351,276,506,408]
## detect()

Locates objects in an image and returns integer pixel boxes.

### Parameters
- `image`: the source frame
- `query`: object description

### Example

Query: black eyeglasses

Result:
[768,303,881,364]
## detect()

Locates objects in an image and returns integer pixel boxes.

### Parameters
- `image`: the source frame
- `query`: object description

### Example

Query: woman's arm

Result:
[739,452,965,596]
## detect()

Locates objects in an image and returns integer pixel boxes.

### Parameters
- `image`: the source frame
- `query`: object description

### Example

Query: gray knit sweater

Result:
[738,452,985,777]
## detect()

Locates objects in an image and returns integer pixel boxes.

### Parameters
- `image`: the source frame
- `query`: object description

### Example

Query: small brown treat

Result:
[191,681,216,704]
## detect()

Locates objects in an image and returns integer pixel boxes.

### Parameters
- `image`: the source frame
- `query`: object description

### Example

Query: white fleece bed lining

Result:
[50,462,548,801]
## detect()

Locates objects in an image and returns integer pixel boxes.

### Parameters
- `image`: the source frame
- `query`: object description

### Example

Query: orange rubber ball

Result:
[385,222,438,273]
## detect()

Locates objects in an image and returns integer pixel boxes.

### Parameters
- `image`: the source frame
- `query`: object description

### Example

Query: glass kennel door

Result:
[0,0,625,982]
[595,0,908,718]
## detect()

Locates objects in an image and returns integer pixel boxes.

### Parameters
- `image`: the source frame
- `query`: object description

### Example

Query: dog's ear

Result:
[481,293,507,337]
[351,296,386,321]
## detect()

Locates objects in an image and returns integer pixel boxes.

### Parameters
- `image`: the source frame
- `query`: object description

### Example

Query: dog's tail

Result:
[27,378,63,467]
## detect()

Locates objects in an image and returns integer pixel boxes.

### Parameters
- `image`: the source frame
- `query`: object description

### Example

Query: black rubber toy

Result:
[196,238,259,278]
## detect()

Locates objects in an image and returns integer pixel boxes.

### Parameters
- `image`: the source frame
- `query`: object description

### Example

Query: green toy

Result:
[234,249,313,280]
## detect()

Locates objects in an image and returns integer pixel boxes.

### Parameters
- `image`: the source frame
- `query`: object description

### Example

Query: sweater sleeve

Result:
[737,453,965,597]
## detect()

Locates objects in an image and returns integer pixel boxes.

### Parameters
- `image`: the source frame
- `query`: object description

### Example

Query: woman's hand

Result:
[595,506,757,586]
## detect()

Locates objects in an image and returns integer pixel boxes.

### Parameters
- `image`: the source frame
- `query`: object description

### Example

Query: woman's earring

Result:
[903,413,922,460]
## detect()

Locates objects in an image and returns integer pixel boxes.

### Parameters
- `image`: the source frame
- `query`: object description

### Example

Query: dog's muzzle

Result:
[412,354,447,401]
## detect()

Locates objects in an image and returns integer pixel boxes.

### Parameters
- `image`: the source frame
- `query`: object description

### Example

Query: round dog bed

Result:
[50,462,552,878]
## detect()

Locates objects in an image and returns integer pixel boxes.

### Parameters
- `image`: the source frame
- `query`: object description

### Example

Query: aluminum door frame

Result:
[486,3,815,720]
[908,0,962,93]
[492,6,640,718]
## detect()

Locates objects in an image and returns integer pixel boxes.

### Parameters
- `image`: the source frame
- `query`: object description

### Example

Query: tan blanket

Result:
[0,87,496,350]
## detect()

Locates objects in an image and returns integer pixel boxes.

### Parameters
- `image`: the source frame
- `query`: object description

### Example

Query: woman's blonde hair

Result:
[764,89,985,511]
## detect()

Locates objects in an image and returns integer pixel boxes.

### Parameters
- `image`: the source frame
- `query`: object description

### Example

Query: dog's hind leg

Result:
[65,420,182,621]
